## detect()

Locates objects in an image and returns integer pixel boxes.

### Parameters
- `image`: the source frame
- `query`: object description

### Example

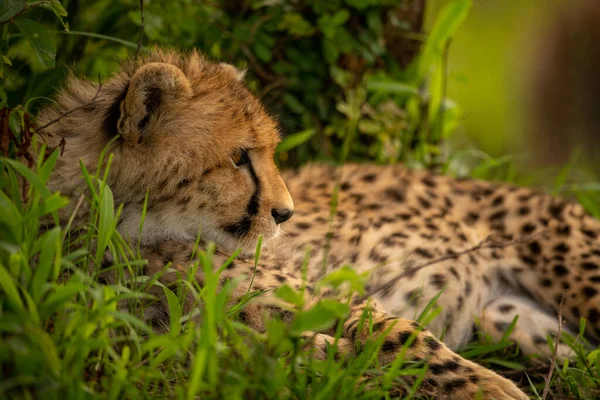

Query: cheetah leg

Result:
[342,300,528,400]
[479,294,575,360]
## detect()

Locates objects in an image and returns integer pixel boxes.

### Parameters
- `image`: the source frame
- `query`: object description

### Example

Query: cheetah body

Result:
[37,49,600,399]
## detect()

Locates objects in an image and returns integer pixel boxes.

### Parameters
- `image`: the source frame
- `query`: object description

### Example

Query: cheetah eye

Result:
[231,149,250,168]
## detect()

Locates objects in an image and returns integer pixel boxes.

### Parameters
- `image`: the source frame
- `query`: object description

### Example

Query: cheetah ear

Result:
[118,62,192,145]
[219,62,246,81]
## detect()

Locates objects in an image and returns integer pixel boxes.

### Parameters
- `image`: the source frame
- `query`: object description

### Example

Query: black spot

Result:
[589,308,599,323]
[226,261,237,270]
[528,241,542,255]
[489,209,507,221]
[362,173,377,182]
[177,196,191,205]
[590,275,600,282]
[424,336,441,351]
[396,213,412,220]
[296,222,312,230]
[368,248,386,263]
[549,203,565,219]
[556,224,571,236]
[366,203,382,211]
[350,235,361,246]
[177,178,191,188]
[449,267,459,279]
[381,340,397,352]
[415,248,434,259]
[521,223,537,234]
[398,331,414,346]
[582,228,598,239]
[464,212,480,224]
[405,290,421,306]
[340,182,352,191]
[238,310,250,323]
[498,304,515,313]
[494,321,509,332]
[424,378,438,387]
[349,193,364,204]
[417,197,431,209]
[583,286,598,299]
[539,278,553,287]
[384,187,405,202]
[518,206,531,216]
[422,176,436,188]
[520,255,537,266]
[552,243,569,253]
[582,262,599,271]
[430,274,446,288]
[492,195,504,207]
[553,265,569,277]
[274,274,286,283]
[468,375,479,384]
[533,334,547,345]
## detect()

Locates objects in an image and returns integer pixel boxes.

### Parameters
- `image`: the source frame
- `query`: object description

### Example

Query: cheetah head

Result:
[39,49,294,255]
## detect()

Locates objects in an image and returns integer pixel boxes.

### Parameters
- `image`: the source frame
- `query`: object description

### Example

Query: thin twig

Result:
[369,230,546,296]
[541,290,567,400]
[37,83,104,132]
[240,45,277,82]
[135,0,145,59]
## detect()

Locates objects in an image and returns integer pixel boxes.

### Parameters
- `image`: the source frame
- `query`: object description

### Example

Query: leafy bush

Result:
[2,0,466,167]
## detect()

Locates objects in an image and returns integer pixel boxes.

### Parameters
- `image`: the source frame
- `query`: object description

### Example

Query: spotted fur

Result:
[36,49,600,399]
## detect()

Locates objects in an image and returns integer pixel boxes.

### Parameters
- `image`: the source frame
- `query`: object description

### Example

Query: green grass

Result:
[1,144,441,399]
[2,140,600,400]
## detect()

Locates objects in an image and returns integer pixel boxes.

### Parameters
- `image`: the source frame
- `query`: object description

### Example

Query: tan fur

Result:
[38,48,293,253]
[37,49,600,399]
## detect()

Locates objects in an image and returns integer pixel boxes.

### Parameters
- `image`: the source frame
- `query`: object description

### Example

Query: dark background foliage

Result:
[3,0,466,168]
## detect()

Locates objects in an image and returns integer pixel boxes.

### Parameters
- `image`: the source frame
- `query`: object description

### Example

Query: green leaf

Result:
[275,284,303,306]
[282,94,306,114]
[8,109,23,137]
[290,300,349,335]
[40,281,86,319]
[276,129,315,153]
[31,227,61,303]
[253,42,272,63]
[0,0,25,23]
[317,265,367,295]
[41,0,70,32]
[95,180,115,260]
[14,19,56,68]
[0,262,24,312]
[0,157,51,198]
[367,80,419,96]
[414,0,471,82]
[162,286,182,336]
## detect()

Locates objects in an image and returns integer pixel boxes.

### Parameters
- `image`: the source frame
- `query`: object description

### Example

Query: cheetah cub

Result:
[37,49,600,399]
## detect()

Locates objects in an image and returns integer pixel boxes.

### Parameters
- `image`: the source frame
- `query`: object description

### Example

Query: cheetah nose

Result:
[271,208,294,225]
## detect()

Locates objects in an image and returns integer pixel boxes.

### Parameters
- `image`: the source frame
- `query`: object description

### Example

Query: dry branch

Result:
[37,83,104,132]
[369,230,546,297]
[135,0,145,60]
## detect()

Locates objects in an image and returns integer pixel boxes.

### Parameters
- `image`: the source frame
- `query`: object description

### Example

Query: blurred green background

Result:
[2,0,599,178]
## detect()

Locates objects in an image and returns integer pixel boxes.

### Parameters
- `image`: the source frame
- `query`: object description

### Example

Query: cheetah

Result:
[35,49,600,399]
